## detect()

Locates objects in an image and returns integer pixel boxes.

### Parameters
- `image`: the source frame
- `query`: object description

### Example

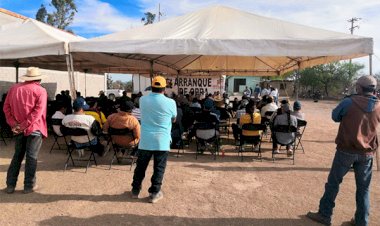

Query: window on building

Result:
[234,79,246,92]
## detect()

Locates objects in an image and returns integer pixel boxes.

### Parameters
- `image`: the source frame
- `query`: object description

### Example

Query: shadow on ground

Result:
[38,213,319,226]
[185,163,331,172]
[0,191,146,204]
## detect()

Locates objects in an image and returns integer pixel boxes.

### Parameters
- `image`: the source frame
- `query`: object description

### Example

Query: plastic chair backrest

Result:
[194,121,217,130]
[297,119,307,127]
[108,127,134,137]
[265,111,274,117]
[61,126,89,136]
[242,123,266,131]
[273,125,297,133]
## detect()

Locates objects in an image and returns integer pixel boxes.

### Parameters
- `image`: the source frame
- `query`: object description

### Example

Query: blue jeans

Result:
[73,138,97,148]
[319,150,373,226]
[6,132,43,189]
[131,150,168,194]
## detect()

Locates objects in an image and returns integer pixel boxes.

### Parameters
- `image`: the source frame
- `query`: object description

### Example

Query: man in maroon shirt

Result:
[3,67,48,194]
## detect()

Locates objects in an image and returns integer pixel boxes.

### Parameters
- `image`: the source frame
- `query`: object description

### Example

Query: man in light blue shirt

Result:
[131,76,177,203]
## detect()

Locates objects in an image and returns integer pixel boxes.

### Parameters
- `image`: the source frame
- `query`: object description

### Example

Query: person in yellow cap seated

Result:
[85,99,107,128]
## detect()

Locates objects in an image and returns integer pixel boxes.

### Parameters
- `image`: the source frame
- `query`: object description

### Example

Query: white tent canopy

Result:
[0,19,84,58]
[0,16,87,98]
[0,18,87,71]
[0,8,25,26]
[0,13,155,73]
[70,5,373,76]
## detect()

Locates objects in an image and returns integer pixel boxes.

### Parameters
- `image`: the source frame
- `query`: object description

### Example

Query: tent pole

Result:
[139,74,141,92]
[84,69,88,97]
[177,70,180,95]
[369,54,373,75]
[14,61,19,84]
[150,61,154,86]
[131,74,134,95]
[69,54,77,100]
[219,74,222,95]
[296,62,301,100]
[65,55,74,99]
[104,73,107,93]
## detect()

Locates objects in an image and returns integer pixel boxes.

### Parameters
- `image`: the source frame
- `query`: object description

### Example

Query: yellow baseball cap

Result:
[152,76,167,88]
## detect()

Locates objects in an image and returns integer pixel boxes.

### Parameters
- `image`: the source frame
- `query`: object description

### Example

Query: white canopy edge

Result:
[0,18,84,59]
[71,38,372,57]
[69,6,373,76]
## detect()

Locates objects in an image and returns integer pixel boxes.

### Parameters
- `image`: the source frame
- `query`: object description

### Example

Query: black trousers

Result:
[131,150,169,194]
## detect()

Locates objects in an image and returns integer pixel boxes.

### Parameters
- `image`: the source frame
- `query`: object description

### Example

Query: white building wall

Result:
[132,74,151,93]
[0,67,105,100]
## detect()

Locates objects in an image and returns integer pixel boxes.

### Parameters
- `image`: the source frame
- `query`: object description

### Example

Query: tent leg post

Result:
[65,54,76,100]
[69,54,77,100]
[150,61,154,86]
[220,74,222,95]
[177,70,180,95]
[131,74,134,95]
[139,74,141,92]
[65,55,73,97]
[14,61,19,84]
[295,62,301,101]
[84,69,88,97]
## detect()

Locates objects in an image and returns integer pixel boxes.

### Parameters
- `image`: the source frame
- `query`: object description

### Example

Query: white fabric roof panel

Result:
[0,19,85,59]
[70,5,373,75]
[0,8,25,26]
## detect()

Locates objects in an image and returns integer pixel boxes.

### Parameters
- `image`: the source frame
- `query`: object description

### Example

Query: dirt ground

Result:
[0,100,379,226]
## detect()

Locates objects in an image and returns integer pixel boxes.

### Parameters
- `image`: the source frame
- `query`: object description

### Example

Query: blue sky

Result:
[109,73,132,82]
[1,0,380,76]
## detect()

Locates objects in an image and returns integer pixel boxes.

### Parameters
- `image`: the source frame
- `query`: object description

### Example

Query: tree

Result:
[336,62,364,89]
[141,12,156,25]
[299,62,364,97]
[124,81,133,92]
[317,63,340,97]
[107,77,133,92]
[299,67,322,93]
[35,0,77,32]
[35,4,47,22]
[106,74,113,89]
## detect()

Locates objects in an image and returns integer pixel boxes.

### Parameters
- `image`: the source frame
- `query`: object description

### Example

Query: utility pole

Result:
[347,17,361,79]
[158,3,163,22]
[348,17,361,35]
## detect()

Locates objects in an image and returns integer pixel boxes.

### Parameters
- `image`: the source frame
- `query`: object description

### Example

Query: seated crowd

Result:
[231,88,305,156]
[45,85,305,158]
[61,97,105,157]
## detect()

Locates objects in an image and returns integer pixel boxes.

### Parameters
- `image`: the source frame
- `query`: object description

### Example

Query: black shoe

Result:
[350,217,356,226]
[149,191,163,203]
[23,185,38,194]
[306,211,331,226]
[131,189,140,199]
[5,186,15,194]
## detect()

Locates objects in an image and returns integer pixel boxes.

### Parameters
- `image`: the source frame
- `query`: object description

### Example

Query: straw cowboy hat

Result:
[214,96,225,108]
[21,67,46,81]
